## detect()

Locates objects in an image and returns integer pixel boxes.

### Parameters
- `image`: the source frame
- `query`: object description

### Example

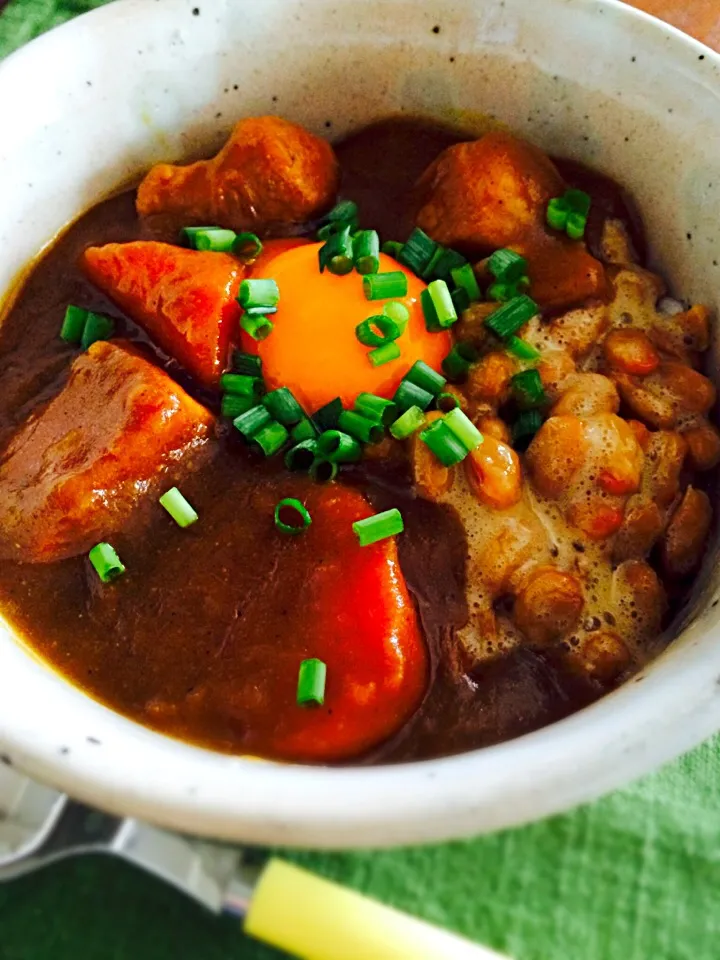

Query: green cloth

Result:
[1,4,719,957]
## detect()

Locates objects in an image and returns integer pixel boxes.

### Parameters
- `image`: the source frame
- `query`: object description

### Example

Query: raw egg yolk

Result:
[244,240,452,411]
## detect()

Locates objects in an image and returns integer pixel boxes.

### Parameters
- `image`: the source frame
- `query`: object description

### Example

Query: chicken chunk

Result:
[83,242,243,387]
[415,130,606,310]
[136,116,339,232]
[0,341,213,563]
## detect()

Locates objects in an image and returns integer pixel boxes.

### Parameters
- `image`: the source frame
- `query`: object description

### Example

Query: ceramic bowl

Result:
[1,0,719,848]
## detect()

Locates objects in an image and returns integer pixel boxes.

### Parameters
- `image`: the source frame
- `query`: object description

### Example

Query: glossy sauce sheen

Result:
[0,119,607,763]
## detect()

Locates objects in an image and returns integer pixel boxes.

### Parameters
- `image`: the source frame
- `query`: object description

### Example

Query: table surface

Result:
[1,1,720,958]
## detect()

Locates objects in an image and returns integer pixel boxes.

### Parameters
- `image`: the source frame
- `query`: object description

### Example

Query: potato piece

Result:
[465,435,522,510]
[544,303,609,360]
[564,631,632,684]
[136,116,339,231]
[0,342,213,563]
[684,422,720,471]
[612,495,664,563]
[526,415,587,499]
[514,567,584,646]
[537,349,577,402]
[614,362,716,429]
[661,486,712,577]
[613,559,667,642]
[409,411,452,501]
[551,373,619,418]
[603,328,660,376]
[650,304,711,360]
[644,430,687,508]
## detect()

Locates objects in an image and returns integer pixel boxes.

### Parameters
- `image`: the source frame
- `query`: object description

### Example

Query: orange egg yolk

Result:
[244,240,452,411]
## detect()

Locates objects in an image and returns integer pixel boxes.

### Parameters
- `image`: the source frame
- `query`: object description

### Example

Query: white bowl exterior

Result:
[1,0,720,848]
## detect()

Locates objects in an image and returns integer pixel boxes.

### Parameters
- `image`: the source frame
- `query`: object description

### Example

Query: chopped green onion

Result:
[511,369,546,408]
[81,312,115,350]
[240,313,274,341]
[487,249,528,283]
[420,244,448,281]
[564,188,592,217]
[381,240,403,258]
[291,418,317,444]
[566,212,587,240]
[420,419,469,467]
[220,373,264,398]
[310,458,338,483]
[312,397,343,432]
[88,542,125,583]
[430,247,468,283]
[182,226,236,252]
[444,408,484,451]
[368,342,401,367]
[297,657,326,706]
[389,405,426,440]
[512,409,543,450]
[363,271,408,301]
[382,301,410,333]
[354,393,397,427]
[353,230,380,275]
[159,487,198,528]
[221,393,256,419]
[451,264,481,302]
[546,197,569,231]
[427,279,457,328]
[355,315,401,347]
[284,439,318,472]
[398,227,437,277]
[485,295,538,340]
[442,343,477,382]
[393,379,434,413]
[233,405,272,440]
[274,497,312,535]
[263,387,305,425]
[317,429,362,463]
[353,508,404,546]
[238,278,280,310]
[252,420,289,456]
[244,305,278,317]
[507,336,541,361]
[319,223,354,275]
[232,350,262,377]
[317,221,342,241]
[337,410,384,445]
[404,360,446,396]
[232,232,263,260]
[324,200,359,225]
[487,282,513,302]
[451,287,472,315]
[436,391,460,412]
[60,305,88,343]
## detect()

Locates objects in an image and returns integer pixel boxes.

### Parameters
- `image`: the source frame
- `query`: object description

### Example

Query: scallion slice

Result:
[238,278,280,310]
[436,391,460,412]
[159,487,199,528]
[319,223,354,275]
[274,497,312,535]
[363,271,408,301]
[382,300,410,334]
[354,393,397,427]
[297,658,326,705]
[221,393,256,419]
[81,312,115,350]
[291,418,317,444]
[310,458,338,483]
[220,373,264,398]
[88,542,125,583]
[420,244,448,281]
[337,410,384,445]
[232,232,263,260]
[352,508,404,546]
[451,264,481,302]
[566,212,587,240]
[182,226,236,252]
[263,387,305,425]
[240,313,274,341]
[511,369,546,408]
[420,420,469,466]
[355,315,401,347]
[311,397,343,432]
[252,420,289,456]
[232,350,263,377]
[427,279,457,328]
[284,439,318,472]
[512,409,543,450]
[398,227,437,277]
[430,247,468,283]
[484,295,538,340]
[507,336,541,361]
[324,200,359,225]
[368,342,401,367]
[60,305,88,344]
[564,188,592,217]
[381,240,403,258]
[233,405,272,440]
[546,197,569,231]
[443,408,484,451]
[389,405,426,440]
[451,286,472,315]
[404,360,446,397]
[317,429,362,463]
[353,230,380,275]
[393,379,434,413]
[487,249,528,283]
[441,343,477,382]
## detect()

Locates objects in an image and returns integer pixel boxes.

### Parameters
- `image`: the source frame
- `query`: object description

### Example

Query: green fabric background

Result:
[2,2,720,957]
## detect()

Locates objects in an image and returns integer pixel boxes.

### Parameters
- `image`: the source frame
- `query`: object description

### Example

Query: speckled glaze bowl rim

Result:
[1,0,720,848]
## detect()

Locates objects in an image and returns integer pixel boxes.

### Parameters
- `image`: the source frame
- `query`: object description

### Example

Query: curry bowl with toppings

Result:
[1,0,720,846]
